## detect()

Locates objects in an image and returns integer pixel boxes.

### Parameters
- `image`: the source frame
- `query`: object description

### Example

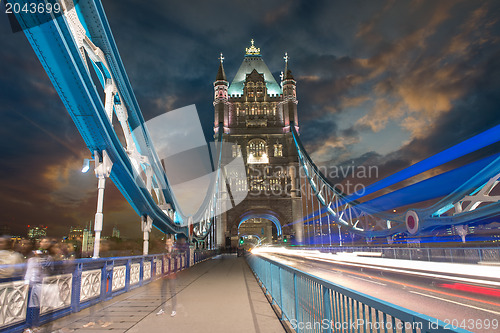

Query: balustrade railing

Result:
[248,254,470,333]
[0,249,215,333]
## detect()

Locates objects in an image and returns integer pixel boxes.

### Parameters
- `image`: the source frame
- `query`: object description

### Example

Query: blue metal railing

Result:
[248,254,471,333]
[0,249,216,333]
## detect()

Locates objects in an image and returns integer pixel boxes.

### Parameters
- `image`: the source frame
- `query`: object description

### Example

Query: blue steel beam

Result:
[344,124,500,203]
[356,153,500,214]
[75,0,179,211]
[78,0,224,232]
[11,0,186,235]
[291,123,500,237]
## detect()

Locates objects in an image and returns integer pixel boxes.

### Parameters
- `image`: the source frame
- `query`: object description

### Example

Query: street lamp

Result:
[338,224,343,247]
[81,158,92,173]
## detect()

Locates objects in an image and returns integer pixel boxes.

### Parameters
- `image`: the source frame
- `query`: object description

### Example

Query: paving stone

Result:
[47,255,284,333]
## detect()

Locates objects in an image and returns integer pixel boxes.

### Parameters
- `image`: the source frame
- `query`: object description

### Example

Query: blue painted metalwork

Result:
[248,255,471,333]
[358,153,500,213]
[345,124,500,202]
[291,121,500,238]
[10,0,228,238]
[9,1,184,234]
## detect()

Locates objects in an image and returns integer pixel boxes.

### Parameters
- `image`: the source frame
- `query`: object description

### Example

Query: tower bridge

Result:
[214,42,303,248]
[2,1,500,332]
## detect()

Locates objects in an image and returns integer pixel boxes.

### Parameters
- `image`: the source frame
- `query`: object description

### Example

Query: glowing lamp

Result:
[82,159,91,173]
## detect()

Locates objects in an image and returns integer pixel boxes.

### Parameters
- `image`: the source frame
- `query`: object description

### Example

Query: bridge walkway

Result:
[45,254,284,333]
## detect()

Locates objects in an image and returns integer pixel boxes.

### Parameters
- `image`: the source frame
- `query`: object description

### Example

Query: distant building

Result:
[68,226,84,240]
[82,225,94,255]
[112,225,120,238]
[27,225,47,239]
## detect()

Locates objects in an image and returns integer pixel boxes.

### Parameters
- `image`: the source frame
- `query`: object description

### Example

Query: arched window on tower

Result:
[256,82,264,97]
[274,142,283,157]
[246,82,255,98]
[247,139,269,164]
[232,143,241,157]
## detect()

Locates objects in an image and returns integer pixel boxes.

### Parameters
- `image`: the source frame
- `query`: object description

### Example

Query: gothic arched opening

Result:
[238,218,278,245]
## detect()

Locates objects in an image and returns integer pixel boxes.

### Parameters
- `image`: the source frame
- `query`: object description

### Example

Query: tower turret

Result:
[214,53,229,134]
[281,52,298,131]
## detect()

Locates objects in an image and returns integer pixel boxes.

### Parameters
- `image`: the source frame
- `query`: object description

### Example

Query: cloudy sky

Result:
[0,0,499,238]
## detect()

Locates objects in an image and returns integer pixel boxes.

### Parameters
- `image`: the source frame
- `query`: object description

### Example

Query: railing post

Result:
[125,258,131,292]
[323,286,333,333]
[268,261,272,298]
[106,260,114,299]
[150,256,154,281]
[293,273,300,331]
[100,261,107,301]
[139,256,144,286]
[278,267,283,318]
[71,262,83,313]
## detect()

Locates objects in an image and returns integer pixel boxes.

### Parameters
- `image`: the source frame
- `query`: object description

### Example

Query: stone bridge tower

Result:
[213,40,303,247]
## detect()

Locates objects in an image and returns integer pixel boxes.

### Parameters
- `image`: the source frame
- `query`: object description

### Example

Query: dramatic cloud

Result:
[299,0,500,171]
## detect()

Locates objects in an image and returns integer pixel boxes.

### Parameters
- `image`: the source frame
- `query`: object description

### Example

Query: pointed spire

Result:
[216,52,227,81]
[283,52,294,80]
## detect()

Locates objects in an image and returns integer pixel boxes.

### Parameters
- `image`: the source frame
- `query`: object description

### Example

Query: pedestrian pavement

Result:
[45,254,284,333]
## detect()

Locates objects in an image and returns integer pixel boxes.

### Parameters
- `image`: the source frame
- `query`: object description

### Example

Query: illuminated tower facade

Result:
[214,40,303,247]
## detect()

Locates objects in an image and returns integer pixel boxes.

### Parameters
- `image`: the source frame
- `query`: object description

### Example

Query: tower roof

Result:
[228,40,282,96]
[215,53,227,82]
[283,52,295,81]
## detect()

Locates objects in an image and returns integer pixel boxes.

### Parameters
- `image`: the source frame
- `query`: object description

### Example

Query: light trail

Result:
[409,291,500,316]
[348,275,387,286]
[255,248,500,310]
[252,247,500,286]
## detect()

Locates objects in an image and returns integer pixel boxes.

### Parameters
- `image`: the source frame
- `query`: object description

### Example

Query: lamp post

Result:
[338,224,342,247]
[141,215,153,255]
[82,150,113,258]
